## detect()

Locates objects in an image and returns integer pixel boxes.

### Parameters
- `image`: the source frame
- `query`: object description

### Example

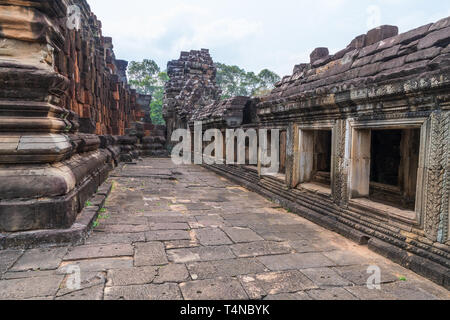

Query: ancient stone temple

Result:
[0,0,448,293]
[163,49,220,147]
[0,0,160,246]
[168,19,450,288]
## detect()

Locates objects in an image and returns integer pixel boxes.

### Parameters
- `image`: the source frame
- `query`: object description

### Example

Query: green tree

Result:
[127,59,168,125]
[149,72,169,125]
[215,63,248,99]
[215,63,280,100]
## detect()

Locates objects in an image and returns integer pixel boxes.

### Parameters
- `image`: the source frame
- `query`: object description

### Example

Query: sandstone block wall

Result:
[0,0,151,235]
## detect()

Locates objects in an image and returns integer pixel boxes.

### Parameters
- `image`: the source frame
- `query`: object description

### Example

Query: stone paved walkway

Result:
[0,159,449,300]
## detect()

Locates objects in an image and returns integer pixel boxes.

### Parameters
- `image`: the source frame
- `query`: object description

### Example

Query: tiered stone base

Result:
[0,134,122,248]
[141,136,169,157]
[119,136,140,162]
[119,124,169,160]
[0,179,113,250]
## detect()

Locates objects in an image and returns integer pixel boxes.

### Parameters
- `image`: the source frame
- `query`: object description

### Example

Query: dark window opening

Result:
[242,102,255,125]
[312,130,332,186]
[369,129,420,210]
[370,130,401,186]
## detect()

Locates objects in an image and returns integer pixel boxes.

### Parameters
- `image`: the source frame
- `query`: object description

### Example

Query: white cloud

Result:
[88,0,450,76]
[172,18,263,52]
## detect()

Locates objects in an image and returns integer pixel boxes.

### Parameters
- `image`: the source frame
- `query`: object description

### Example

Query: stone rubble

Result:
[163,49,220,145]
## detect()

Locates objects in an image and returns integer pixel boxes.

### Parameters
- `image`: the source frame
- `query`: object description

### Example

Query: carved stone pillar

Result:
[331,120,350,206]
[298,130,315,183]
[285,123,299,188]
[424,111,450,243]
[349,129,371,198]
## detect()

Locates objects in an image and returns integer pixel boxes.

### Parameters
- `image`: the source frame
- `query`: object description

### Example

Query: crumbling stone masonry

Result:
[168,19,450,288]
[0,0,155,245]
[163,49,220,148]
[120,94,168,161]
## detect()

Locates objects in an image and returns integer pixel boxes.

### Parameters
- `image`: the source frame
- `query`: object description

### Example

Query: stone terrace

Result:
[0,158,448,300]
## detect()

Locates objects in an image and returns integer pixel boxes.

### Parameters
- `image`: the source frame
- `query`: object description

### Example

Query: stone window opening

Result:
[242,103,253,125]
[265,130,287,182]
[297,129,333,195]
[227,131,257,166]
[242,131,260,174]
[350,125,423,219]
[369,129,420,211]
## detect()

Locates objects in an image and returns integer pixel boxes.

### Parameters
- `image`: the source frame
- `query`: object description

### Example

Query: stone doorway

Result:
[369,129,420,211]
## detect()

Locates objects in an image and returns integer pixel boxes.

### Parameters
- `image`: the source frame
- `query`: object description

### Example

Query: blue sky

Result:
[89,0,450,76]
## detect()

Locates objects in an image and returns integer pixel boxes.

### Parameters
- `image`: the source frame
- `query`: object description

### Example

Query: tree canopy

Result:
[127,59,169,125]
[215,63,280,100]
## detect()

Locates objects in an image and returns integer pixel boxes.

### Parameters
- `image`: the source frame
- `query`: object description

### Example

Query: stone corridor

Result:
[0,158,448,300]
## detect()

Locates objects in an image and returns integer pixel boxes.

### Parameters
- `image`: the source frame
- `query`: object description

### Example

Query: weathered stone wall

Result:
[163,49,220,146]
[0,0,150,237]
[55,1,140,136]
[257,20,450,249]
[175,19,450,288]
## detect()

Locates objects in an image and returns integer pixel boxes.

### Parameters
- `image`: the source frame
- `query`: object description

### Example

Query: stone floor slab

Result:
[322,250,371,266]
[11,247,67,272]
[264,292,312,300]
[257,230,305,241]
[57,271,106,297]
[104,283,182,300]
[333,264,400,286]
[288,240,340,253]
[64,244,134,261]
[231,241,292,258]
[2,270,57,280]
[149,223,190,231]
[85,232,146,245]
[0,250,23,274]
[344,286,397,300]
[187,258,267,280]
[307,288,358,300]
[164,240,199,250]
[193,215,229,228]
[258,253,336,271]
[148,216,189,223]
[239,271,317,299]
[134,242,168,267]
[300,268,353,287]
[146,230,191,241]
[101,216,148,226]
[195,228,233,246]
[167,246,236,263]
[0,275,64,300]
[222,227,264,243]
[60,257,133,272]
[154,264,190,283]
[179,278,248,300]
[381,281,442,300]
[56,285,104,300]
[107,267,158,286]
